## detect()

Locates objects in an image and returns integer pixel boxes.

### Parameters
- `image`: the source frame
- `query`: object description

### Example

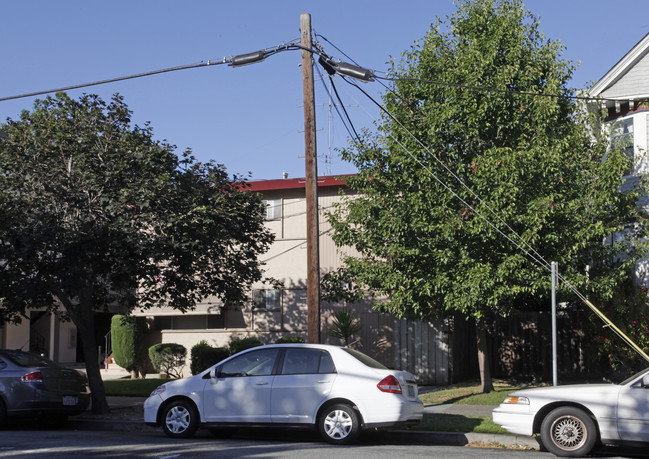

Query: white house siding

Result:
[599,50,649,100]
[592,33,649,290]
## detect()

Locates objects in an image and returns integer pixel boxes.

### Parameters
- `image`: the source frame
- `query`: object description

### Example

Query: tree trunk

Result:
[58,291,110,414]
[476,317,494,393]
[77,314,110,414]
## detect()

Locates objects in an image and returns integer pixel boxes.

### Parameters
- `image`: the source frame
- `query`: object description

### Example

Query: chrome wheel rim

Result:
[550,415,587,451]
[323,409,353,440]
[165,406,191,434]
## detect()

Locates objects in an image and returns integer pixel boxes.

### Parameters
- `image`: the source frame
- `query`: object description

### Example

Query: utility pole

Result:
[301,13,320,343]
[551,261,558,386]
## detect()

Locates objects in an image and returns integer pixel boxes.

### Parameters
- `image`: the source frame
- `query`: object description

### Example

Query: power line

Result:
[0,61,225,103]
[0,41,304,103]
[374,73,623,104]
[338,73,649,362]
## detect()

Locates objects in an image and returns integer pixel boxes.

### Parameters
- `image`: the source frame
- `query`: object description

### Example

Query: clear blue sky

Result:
[2,1,648,181]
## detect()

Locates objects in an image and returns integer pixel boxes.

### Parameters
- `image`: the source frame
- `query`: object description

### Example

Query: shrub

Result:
[328,308,362,345]
[228,336,262,355]
[149,343,187,379]
[111,314,147,378]
[190,341,230,375]
[275,335,305,344]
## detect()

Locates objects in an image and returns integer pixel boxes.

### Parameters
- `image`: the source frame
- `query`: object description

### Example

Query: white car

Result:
[144,343,423,444]
[493,368,649,457]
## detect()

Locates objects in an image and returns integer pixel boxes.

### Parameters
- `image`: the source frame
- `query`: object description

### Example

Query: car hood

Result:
[511,383,621,397]
[505,384,623,410]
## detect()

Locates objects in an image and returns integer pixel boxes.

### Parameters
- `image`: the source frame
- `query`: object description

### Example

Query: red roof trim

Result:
[245,174,351,191]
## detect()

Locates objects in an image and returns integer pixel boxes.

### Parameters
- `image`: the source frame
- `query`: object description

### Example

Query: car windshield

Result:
[342,348,387,369]
[0,350,55,367]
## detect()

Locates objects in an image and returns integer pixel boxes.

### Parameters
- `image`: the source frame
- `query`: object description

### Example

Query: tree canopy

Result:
[324,0,648,386]
[0,92,274,411]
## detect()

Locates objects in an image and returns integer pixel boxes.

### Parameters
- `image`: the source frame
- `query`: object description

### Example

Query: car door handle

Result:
[256,381,269,385]
[317,380,330,384]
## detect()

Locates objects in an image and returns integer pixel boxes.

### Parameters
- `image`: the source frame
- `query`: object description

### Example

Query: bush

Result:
[228,336,262,355]
[328,308,362,345]
[149,343,187,379]
[275,335,305,344]
[190,341,230,375]
[111,314,147,378]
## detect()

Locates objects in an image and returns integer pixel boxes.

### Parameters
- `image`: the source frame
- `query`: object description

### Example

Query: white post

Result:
[551,261,558,386]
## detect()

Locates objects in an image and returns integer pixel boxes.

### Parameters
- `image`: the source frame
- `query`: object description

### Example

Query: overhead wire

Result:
[314,34,555,274]
[0,40,305,103]
[311,37,618,294]
[1,30,645,357]
[314,64,357,145]
[0,61,226,103]
[374,73,624,105]
[320,45,649,361]
[314,64,363,148]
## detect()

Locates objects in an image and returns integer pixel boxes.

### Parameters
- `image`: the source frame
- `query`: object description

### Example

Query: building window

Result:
[611,117,635,175]
[264,199,282,220]
[153,314,224,330]
[252,289,281,311]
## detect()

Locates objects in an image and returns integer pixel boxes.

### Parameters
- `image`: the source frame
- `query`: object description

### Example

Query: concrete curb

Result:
[395,430,539,449]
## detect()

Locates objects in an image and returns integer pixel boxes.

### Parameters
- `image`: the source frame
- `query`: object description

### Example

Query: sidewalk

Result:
[68,397,539,449]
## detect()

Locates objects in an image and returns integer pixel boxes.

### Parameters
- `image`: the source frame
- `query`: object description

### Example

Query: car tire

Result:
[317,403,360,444]
[540,406,598,457]
[160,400,200,438]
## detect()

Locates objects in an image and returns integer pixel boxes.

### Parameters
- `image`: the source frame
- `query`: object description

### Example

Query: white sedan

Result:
[493,368,649,457]
[144,343,423,444]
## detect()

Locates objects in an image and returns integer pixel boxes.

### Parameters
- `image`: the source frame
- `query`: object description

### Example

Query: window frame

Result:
[252,289,282,311]
[610,116,635,176]
[263,198,282,220]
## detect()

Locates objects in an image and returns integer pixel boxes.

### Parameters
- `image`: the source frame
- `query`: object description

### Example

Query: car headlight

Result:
[150,385,166,397]
[503,396,529,405]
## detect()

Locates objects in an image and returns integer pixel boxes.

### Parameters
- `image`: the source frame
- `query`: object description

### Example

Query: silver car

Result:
[0,349,91,423]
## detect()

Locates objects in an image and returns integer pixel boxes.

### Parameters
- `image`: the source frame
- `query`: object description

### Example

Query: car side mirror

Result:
[210,367,217,383]
[642,374,649,388]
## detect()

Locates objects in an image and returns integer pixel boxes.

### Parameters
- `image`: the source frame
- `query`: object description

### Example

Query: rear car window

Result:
[342,348,387,369]
[281,348,336,375]
[0,350,53,367]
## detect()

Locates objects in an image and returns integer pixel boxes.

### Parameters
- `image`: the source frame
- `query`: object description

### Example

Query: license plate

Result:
[62,396,78,406]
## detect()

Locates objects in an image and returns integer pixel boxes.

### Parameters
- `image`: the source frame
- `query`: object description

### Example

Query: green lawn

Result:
[102,378,525,435]
[419,383,524,405]
[414,413,509,434]
[417,382,527,434]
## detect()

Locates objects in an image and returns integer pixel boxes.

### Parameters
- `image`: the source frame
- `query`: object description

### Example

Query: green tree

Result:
[324,0,648,391]
[0,92,274,412]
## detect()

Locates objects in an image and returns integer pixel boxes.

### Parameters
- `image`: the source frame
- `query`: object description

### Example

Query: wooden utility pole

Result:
[301,13,320,343]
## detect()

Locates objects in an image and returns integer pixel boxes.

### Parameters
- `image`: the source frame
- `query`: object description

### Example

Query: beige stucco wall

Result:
[3,320,30,351]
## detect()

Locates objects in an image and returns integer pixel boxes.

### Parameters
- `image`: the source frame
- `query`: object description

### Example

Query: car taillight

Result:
[21,371,44,383]
[377,375,402,394]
